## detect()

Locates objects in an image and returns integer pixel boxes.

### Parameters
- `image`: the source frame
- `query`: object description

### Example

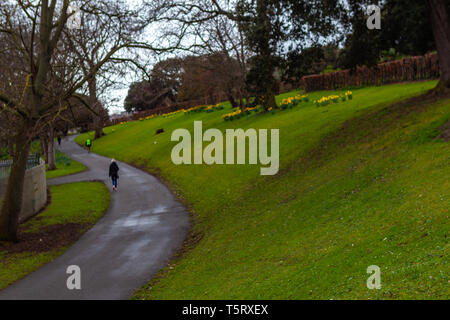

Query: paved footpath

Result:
[0,135,189,300]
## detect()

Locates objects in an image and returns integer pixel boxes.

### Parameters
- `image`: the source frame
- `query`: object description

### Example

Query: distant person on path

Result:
[109,159,120,191]
[85,139,92,153]
[57,135,62,146]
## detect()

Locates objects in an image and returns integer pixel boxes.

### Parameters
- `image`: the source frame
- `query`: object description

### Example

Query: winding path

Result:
[0,136,190,300]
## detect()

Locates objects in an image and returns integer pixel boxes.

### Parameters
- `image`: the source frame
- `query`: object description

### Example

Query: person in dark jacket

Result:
[109,159,120,191]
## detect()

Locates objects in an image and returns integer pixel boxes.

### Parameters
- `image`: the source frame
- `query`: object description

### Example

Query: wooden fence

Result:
[300,52,440,92]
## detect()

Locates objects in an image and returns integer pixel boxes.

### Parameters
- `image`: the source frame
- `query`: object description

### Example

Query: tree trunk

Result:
[226,85,238,108]
[264,91,277,111]
[208,91,215,105]
[47,127,56,171]
[430,0,450,89]
[40,133,48,164]
[0,122,32,242]
[94,118,104,139]
[7,139,14,158]
[239,95,245,110]
[88,78,104,139]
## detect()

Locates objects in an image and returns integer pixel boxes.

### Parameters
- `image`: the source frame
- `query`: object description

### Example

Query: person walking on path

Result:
[109,159,120,191]
[57,135,62,146]
[85,138,92,153]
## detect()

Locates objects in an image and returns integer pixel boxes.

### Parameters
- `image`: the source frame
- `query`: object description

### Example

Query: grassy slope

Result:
[0,182,110,290]
[77,81,449,299]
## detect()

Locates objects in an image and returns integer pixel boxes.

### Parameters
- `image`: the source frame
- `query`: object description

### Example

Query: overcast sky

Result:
[107,0,181,115]
[108,0,144,115]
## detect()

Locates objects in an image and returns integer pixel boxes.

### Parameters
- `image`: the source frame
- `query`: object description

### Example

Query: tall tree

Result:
[0,0,170,241]
[338,0,450,91]
[238,0,344,108]
[0,0,74,241]
[381,0,435,55]
[124,57,182,113]
[236,0,287,110]
[338,0,382,69]
[64,0,139,138]
[429,0,450,90]
[125,79,176,112]
[186,14,249,108]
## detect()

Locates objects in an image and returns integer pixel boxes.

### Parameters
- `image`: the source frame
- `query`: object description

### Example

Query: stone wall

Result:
[0,159,47,222]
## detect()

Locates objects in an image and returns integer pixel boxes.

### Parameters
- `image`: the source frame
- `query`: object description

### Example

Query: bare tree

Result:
[187,15,249,108]
[0,0,177,241]
[140,0,250,108]
[63,1,139,138]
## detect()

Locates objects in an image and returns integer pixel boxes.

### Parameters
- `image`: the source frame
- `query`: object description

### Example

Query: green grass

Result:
[0,182,110,290]
[77,80,449,299]
[45,150,86,179]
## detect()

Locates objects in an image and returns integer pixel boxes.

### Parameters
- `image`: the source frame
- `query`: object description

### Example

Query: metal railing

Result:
[0,153,41,180]
[27,153,41,169]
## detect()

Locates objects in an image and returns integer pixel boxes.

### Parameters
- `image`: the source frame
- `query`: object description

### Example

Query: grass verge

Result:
[45,150,86,180]
[0,182,110,290]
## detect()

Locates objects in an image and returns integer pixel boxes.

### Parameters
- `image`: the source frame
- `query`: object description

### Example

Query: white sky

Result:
[108,0,145,114]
